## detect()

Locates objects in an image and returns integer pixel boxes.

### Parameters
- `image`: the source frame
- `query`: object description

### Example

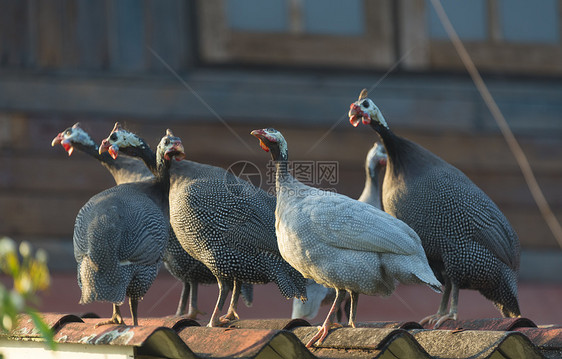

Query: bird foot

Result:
[219,310,239,324]
[306,323,343,348]
[94,318,126,328]
[420,313,457,329]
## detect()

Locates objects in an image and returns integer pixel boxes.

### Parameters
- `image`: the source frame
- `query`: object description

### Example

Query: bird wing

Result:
[299,189,421,255]
[181,177,279,254]
[117,194,169,266]
[423,168,519,269]
[470,195,519,269]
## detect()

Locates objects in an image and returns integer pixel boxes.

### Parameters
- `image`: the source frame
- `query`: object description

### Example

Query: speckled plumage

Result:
[73,181,169,324]
[349,92,521,324]
[168,159,307,321]
[101,126,283,325]
[292,141,387,320]
[252,128,440,347]
[53,123,226,318]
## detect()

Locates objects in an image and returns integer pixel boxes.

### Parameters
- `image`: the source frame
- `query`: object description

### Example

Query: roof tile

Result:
[2,312,560,358]
[177,326,314,358]
[426,317,537,331]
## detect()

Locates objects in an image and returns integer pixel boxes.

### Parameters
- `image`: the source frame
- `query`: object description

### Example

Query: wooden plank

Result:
[107,0,145,72]
[60,0,79,67]
[35,0,64,68]
[75,0,108,69]
[0,155,115,193]
[145,0,186,71]
[0,0,30,67]
[0,193,86,237]
[430,41,562,75]
[398,0,430,70]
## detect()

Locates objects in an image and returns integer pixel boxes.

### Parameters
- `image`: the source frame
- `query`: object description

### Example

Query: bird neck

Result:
[358,163,384,208]
[369,122,408,176]
[134,143,158,176]
[155,154,171,195]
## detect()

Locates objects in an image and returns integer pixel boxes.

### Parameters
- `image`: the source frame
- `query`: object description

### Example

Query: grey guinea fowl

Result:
[251,128,441,347]
[51,122,153,185]
[292,142,387,321]
[71,133,174,326]
[52,123,220,318]
[100,124,271,326]
[349,89,521,328]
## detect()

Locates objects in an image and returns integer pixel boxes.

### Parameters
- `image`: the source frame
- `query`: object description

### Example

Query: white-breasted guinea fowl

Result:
[100,124,290,327]
[292,142,387,321]
[251,128,441,347]
[348,89,521,327]
[71,128,181,326]
[52,123,217,318]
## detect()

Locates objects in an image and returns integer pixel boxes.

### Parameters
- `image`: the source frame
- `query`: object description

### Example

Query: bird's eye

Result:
[164,138,170,146]
[362,100,370,108]
[64,130,72,136]
[110,133,117,141]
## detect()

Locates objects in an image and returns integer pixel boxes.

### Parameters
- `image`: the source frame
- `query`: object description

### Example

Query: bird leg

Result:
[306,288,346,348]
[95,304,126,327]
[433,282,458,328]
[208,280,230,327]
[129,297,139,326]
[420,278,451,326]
[175,282,190,316]
[347,291,359,328]
[185,282,206,320]
[220,280,241,323]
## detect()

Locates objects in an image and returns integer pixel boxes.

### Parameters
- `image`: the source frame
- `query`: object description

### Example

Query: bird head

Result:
[157,129,186,162]
[348,89,388,129]
[367,142,387,168]
[51,123,96,156]
[250,128,288,161]
[99,122,144,159]
[365,142,387,178]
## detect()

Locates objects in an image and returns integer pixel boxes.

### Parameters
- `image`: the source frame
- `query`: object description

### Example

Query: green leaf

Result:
[27,310,57,351]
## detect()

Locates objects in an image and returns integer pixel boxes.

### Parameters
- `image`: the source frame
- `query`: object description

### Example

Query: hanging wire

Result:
[430,0,562,249]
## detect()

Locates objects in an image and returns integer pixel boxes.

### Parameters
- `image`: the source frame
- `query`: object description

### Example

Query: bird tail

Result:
[79,256,127,305]
[240,282,254,307]
[275,262,308,302]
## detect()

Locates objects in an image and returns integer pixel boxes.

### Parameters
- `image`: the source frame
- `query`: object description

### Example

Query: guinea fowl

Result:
[99,124,295,327]
[348,89,521,327]
[52,123,217,318]
[292,142,387,321]
[251,128,441,347]
[70,130,181,326]
[51,122,152,185]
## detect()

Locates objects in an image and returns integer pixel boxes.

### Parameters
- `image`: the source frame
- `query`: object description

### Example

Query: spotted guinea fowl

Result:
[51,123,152,184]
[349,89,521,327]
[71,130,179,326]
[292,142,387,321]
[52,123,218,318]
[100,124,285,326]
[251,128,440,347]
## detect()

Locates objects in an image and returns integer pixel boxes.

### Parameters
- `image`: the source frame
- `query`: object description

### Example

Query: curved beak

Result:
[349,103,371,127]
[51,133,63,147]
[99,138,119,159]
[52,133,74,156]
[250,129,270,152]
[165,140,186,161]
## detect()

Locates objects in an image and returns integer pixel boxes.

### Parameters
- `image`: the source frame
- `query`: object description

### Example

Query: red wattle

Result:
[108,146,119,160]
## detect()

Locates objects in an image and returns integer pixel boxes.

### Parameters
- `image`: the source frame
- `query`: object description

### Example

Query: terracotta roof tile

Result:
[411,329,544,359]
[425,317,537,331]
[1,312,559,358]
